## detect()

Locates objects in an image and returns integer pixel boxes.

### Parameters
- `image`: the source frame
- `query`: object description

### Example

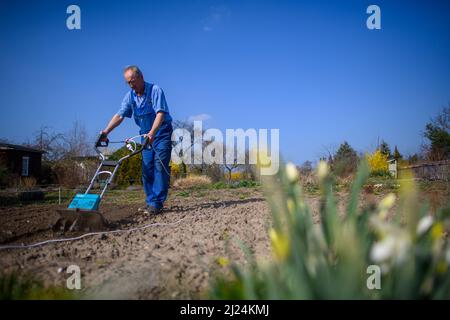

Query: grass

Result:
[0,272,79,300]
[176,191,190,197]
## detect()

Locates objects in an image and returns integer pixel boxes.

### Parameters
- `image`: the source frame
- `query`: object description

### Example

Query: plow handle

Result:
[126,136,149,159]
[96,133,109,147]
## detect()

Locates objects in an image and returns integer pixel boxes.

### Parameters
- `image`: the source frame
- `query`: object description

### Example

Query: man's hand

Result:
[145,112,164,147]
[145,133,155,146]
[99,130,109,142]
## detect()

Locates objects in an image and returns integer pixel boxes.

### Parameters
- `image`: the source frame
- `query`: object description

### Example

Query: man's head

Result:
[123,65,145,93]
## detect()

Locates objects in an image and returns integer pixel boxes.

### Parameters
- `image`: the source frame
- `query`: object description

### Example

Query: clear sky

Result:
[0,0,449,164]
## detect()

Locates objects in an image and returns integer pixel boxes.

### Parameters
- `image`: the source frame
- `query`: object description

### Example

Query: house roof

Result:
[0,143,45,154]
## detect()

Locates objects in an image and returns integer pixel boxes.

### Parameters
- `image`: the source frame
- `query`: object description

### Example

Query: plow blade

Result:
[54,208,108,232]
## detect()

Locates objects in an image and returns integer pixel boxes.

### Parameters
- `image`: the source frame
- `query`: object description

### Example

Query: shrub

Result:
[366,150,389,176]
[210,160,450,299]
[173,175,212,189]
[19,177,37,190]
[225,172,244,181]
[212,181,228,189]
[331,141,359,177]
[52,160,97,188]
[109,147,142,186]
[232,180,259,188]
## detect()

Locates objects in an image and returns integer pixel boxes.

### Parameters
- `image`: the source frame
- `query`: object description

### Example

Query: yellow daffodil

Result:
[431,223,444,241]
[269,228,289,261]
[316,161,329,181]
[378,193,396,220]
[216,256,230,267]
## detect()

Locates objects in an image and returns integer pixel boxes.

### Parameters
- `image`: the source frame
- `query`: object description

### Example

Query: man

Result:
[101,65,173,214]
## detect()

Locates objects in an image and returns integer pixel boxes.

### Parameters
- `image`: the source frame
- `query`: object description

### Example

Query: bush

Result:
[232,180,259,188]
[39,161,57,185]
[331,142,359,177]
[366,150,389,176]
[210,161,450,299]
[109,147,142,186]
[212,181,228,189]
[52,160,97,188]
[19,177,37,190]
[173,175,212,189]
[212,180,259,189]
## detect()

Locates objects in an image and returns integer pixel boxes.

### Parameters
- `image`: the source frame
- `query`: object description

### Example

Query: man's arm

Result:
[101,114,124,136]
[147,112,165,144]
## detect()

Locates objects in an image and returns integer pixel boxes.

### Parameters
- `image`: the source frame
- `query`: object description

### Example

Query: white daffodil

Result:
[371,236,396,263]
[285,162,299,182]
[370,232,411,265]
[416,215,434,236]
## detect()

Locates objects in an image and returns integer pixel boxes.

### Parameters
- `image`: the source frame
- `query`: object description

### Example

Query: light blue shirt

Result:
[117,82,172,123]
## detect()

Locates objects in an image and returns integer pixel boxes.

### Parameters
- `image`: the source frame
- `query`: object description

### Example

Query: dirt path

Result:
[0,188,274,299]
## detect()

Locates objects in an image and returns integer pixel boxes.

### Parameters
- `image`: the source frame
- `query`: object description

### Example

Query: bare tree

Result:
[172,120,208,173]
[30,126,66,161]
[63,120,92,159]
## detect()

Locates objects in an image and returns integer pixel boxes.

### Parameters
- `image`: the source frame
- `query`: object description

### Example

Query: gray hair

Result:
[123,65,143,78]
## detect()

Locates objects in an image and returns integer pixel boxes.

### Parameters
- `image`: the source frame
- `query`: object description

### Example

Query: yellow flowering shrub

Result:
[366,150,389,176]
[224,172,244,181]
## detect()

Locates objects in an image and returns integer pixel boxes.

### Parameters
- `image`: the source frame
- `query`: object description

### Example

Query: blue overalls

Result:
[130,84,173,209]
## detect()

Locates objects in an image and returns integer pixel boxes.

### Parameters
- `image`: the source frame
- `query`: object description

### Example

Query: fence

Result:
[397,159,450,181]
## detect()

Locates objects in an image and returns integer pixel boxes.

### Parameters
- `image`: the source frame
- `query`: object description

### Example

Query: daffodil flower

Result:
[417,215,434,236]
[316,161,329,181]
[285,162,299,182]
[269,228,289,261]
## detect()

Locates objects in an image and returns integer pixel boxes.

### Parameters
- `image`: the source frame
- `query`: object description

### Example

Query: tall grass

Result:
[210,161,450,299]
[0,273,78,300]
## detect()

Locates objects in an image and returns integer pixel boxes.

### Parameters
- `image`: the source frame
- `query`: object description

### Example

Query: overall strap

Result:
[147,83,154,105]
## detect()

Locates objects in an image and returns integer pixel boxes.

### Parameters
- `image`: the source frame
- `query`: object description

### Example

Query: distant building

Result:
[0,143,45,179]
[388,159,397,178]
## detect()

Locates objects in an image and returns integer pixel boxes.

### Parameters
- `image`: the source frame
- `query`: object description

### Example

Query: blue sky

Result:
[0,0,449,164]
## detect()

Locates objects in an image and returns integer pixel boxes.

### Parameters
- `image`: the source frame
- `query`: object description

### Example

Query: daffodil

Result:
[370,232,411,265]
[316,161,329,181]
[216,256,230,267]
[431,223,444,241]
[378,193,396,220]
[269,228,289,261]
[417,215,434,236]
[285,162,299,182]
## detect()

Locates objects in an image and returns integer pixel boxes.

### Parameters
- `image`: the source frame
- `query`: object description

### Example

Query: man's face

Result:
[124,70,144,93]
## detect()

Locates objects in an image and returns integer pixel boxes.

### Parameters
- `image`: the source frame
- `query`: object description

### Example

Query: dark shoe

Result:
[150,206,163,215]
[141,205,163,215]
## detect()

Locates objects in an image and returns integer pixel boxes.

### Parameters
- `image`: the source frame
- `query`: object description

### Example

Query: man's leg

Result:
[151,136,172,209]
[141,147,156,206]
